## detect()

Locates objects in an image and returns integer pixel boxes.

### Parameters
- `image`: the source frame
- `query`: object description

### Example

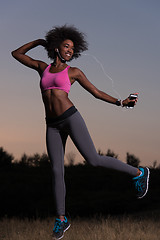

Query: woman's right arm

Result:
[11,39,47,74]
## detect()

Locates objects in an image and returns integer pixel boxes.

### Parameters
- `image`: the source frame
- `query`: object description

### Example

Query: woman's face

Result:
[58,39,74,61]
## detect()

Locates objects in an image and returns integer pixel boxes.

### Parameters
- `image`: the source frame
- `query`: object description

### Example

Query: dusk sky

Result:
[1,0,160,166]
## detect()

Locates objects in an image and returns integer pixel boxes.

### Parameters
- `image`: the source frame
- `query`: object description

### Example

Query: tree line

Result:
[0,146,159,168]
[0,146,160,218]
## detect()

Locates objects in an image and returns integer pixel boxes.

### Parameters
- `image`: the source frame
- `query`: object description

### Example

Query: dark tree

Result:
[98,149,118,159]
[0,147,14,166]
[106,149,118,159]
[126,152,140,167]
[19,152,50,167]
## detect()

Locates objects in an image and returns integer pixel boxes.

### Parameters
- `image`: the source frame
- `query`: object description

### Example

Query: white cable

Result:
[81,53,122,100]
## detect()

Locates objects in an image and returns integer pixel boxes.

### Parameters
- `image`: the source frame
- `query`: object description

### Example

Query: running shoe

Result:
[52,217,70,240]
[132,167,150,199]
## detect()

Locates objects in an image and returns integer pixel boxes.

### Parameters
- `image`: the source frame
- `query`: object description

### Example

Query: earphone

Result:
[55,48,66,62]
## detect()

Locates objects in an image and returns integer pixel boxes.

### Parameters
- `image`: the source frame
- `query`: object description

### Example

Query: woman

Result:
[12,24,149,240]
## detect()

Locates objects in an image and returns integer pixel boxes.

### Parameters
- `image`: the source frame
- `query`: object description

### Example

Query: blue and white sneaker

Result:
[132,167,150,199]
[52,217,70,240]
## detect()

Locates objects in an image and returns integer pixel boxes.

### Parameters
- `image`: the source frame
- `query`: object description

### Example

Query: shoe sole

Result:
[138,167,150,199]
[64,223,71,233]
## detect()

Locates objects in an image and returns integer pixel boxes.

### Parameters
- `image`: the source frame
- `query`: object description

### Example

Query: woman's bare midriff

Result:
[41,89,74,118]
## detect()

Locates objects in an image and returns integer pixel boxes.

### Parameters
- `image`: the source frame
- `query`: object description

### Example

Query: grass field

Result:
[1,210,160,240]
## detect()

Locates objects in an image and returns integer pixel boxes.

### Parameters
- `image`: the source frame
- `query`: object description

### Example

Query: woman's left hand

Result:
[122,93,139,107]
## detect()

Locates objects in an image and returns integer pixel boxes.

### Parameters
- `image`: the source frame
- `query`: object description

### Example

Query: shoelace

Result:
[53,220,62,233]
[135,177,145,192]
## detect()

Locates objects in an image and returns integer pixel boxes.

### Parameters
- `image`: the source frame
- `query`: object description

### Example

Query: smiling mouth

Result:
[65,53,72,57]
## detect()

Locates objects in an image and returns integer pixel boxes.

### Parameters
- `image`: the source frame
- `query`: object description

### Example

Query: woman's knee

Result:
[86,154,100,167]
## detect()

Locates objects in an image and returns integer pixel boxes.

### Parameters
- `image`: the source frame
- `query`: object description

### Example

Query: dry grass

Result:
[0,212,160,240]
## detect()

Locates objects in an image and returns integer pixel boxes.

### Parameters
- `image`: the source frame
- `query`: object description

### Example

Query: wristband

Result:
[115,99,123,107]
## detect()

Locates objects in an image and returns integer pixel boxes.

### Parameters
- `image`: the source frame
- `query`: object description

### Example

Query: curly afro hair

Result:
[45,24,88,60]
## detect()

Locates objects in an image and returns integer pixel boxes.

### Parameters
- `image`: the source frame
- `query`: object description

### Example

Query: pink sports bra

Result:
[40,64,71,93]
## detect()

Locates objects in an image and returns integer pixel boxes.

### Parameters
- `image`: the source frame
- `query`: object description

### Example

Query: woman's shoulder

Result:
[69,66,82,75]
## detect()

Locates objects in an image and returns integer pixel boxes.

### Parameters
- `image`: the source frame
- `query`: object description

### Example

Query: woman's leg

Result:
[66,111,138,177]
[46,125,68,216]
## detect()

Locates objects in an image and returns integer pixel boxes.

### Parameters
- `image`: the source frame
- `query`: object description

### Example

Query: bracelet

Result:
[115,99,124,107]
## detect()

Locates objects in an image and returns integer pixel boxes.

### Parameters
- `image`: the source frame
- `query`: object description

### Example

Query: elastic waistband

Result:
[46,106,77,124]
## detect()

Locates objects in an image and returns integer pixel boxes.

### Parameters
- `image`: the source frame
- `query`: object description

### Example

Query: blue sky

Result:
[1,0,160,166]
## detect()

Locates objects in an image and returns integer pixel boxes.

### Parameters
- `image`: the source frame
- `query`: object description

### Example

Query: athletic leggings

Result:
[46,106,138,216]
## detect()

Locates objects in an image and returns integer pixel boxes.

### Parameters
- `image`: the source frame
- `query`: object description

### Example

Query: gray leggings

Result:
[46,110,138,216]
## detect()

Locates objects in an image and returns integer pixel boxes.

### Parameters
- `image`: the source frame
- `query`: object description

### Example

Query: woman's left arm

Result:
[72,68,137,107]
